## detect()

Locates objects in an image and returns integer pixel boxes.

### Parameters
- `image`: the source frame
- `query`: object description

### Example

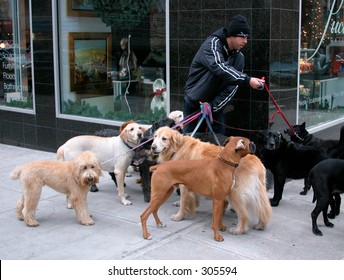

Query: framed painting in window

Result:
[69,32,112,92]
[67,0,96,17]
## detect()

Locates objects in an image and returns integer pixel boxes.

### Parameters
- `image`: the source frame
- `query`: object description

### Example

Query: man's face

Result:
[226,36,248,51]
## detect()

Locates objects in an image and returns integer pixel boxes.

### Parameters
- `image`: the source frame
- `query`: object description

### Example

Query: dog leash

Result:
[190,102,221,146]
[261,77,298,136]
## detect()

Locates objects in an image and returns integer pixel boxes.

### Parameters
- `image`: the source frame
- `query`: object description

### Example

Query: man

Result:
[183,15,265,134]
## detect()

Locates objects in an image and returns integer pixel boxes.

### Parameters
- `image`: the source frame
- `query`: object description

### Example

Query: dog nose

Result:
[138,133,142,139]
[151,144,156,151]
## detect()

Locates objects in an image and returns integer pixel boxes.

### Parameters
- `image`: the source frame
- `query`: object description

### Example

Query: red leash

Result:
[262,78,297,135]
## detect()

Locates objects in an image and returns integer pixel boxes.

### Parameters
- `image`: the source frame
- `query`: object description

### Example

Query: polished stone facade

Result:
[0,0,300,151]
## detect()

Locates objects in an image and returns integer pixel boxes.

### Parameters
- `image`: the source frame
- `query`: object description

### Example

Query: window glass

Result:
[299,0,344,127]
[0,0,33,111]
[57,0,167,124]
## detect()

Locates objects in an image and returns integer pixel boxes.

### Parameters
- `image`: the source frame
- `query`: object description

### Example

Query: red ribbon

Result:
[152,87,166,96]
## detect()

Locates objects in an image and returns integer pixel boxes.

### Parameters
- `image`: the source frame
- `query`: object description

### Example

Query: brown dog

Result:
[151,126,223,220]
[10,151,102,227]
[141,136,254,241]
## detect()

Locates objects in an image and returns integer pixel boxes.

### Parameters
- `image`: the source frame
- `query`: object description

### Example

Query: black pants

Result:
[183,101,225,134]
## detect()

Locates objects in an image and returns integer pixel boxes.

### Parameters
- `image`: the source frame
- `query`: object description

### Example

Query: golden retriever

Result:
[10,151,102,227]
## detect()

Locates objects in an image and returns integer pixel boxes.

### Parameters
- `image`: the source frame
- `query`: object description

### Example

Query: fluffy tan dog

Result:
[57,121,145,205]
[10,151,102,227]
[228,154,272,234]
[141,136,253,241]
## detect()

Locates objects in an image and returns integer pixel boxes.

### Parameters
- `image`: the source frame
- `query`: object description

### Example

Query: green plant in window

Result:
[63,100,103,118]
[92,0,152,30]
[105,107,166,123]
[6,98,33,109]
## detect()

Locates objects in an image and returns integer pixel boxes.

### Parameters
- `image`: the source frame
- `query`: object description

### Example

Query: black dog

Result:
[285,122,342,148]
[257,128,328,207]
[309,158,343,236]
[285,123,344,194]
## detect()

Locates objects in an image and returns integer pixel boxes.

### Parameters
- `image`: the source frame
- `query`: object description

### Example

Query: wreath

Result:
[92,0,152,30]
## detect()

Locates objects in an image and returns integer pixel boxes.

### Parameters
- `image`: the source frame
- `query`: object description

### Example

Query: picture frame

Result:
[66,0,96,17]
[69,32,112,92]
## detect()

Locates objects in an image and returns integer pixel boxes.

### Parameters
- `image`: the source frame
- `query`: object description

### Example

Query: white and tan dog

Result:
[57,121,145,205]
[10,151,102,227]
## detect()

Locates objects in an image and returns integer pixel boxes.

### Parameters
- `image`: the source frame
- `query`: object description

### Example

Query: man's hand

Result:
[249,77,265,90]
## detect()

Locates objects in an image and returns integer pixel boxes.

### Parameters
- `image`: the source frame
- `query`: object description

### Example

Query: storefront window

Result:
[0,0,33,111]
[56,0,167,125]
[299,0,344,127]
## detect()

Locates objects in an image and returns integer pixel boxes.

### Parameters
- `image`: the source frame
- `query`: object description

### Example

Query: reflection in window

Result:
[299,0,344,127]
[0,0,33,110]
[58,0,167,124]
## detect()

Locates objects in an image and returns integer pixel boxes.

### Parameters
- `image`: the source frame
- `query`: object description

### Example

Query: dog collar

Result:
[217,155,239,168]
[122,139,135,149]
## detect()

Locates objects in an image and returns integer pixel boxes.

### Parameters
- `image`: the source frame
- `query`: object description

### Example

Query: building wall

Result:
[0,0,301,151]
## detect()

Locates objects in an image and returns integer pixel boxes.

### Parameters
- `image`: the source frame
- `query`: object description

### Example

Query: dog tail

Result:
[9,166,22,180]
[149,165,158,172]
[308,171,317,203]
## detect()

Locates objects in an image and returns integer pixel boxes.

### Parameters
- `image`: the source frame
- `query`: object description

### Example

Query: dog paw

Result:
[299,190,307,195]
[228,227,245,235]
[81,219,95,226]
[143,233,152,240]
[90,185,99,192]
[157,222,166,228]
[25,220,39,227]
[172,200,180,207]
[121,199,132,206]
[312,228,323,236]
[253,224,265,230]
[214,234,224,242]
[325,221,334,228]
[171,213,184,221]
[269,199,280,207]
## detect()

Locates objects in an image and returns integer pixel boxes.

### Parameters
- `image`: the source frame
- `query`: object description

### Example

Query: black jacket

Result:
[184,27,251,112]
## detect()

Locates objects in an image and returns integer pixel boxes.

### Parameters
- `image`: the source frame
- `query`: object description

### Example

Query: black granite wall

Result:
[0,0,300,151]
[169,0,300,139]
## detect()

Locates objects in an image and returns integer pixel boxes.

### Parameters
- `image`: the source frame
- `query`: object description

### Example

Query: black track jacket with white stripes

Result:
[184,27,251,112]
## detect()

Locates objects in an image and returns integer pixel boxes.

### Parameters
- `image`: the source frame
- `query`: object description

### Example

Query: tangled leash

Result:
[190,102,221,146]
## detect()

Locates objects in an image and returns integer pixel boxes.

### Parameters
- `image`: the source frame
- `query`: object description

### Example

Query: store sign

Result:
[308,0,344,61]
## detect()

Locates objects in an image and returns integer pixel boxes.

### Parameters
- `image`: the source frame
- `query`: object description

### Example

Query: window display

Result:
[57,0,167,124]
[299,0,344,127]
[0,0,33,111]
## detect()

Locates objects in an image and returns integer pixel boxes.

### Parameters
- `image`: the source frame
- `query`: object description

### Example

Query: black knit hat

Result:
[226,15,250,37]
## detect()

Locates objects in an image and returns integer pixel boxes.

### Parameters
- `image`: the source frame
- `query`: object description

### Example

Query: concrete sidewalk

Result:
[0,143,344,260]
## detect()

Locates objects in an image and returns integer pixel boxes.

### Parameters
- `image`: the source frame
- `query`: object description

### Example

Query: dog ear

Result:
[120,120,135,132]
[235,139,245,150]
[120,127,128,142]
[171,130,184,150]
